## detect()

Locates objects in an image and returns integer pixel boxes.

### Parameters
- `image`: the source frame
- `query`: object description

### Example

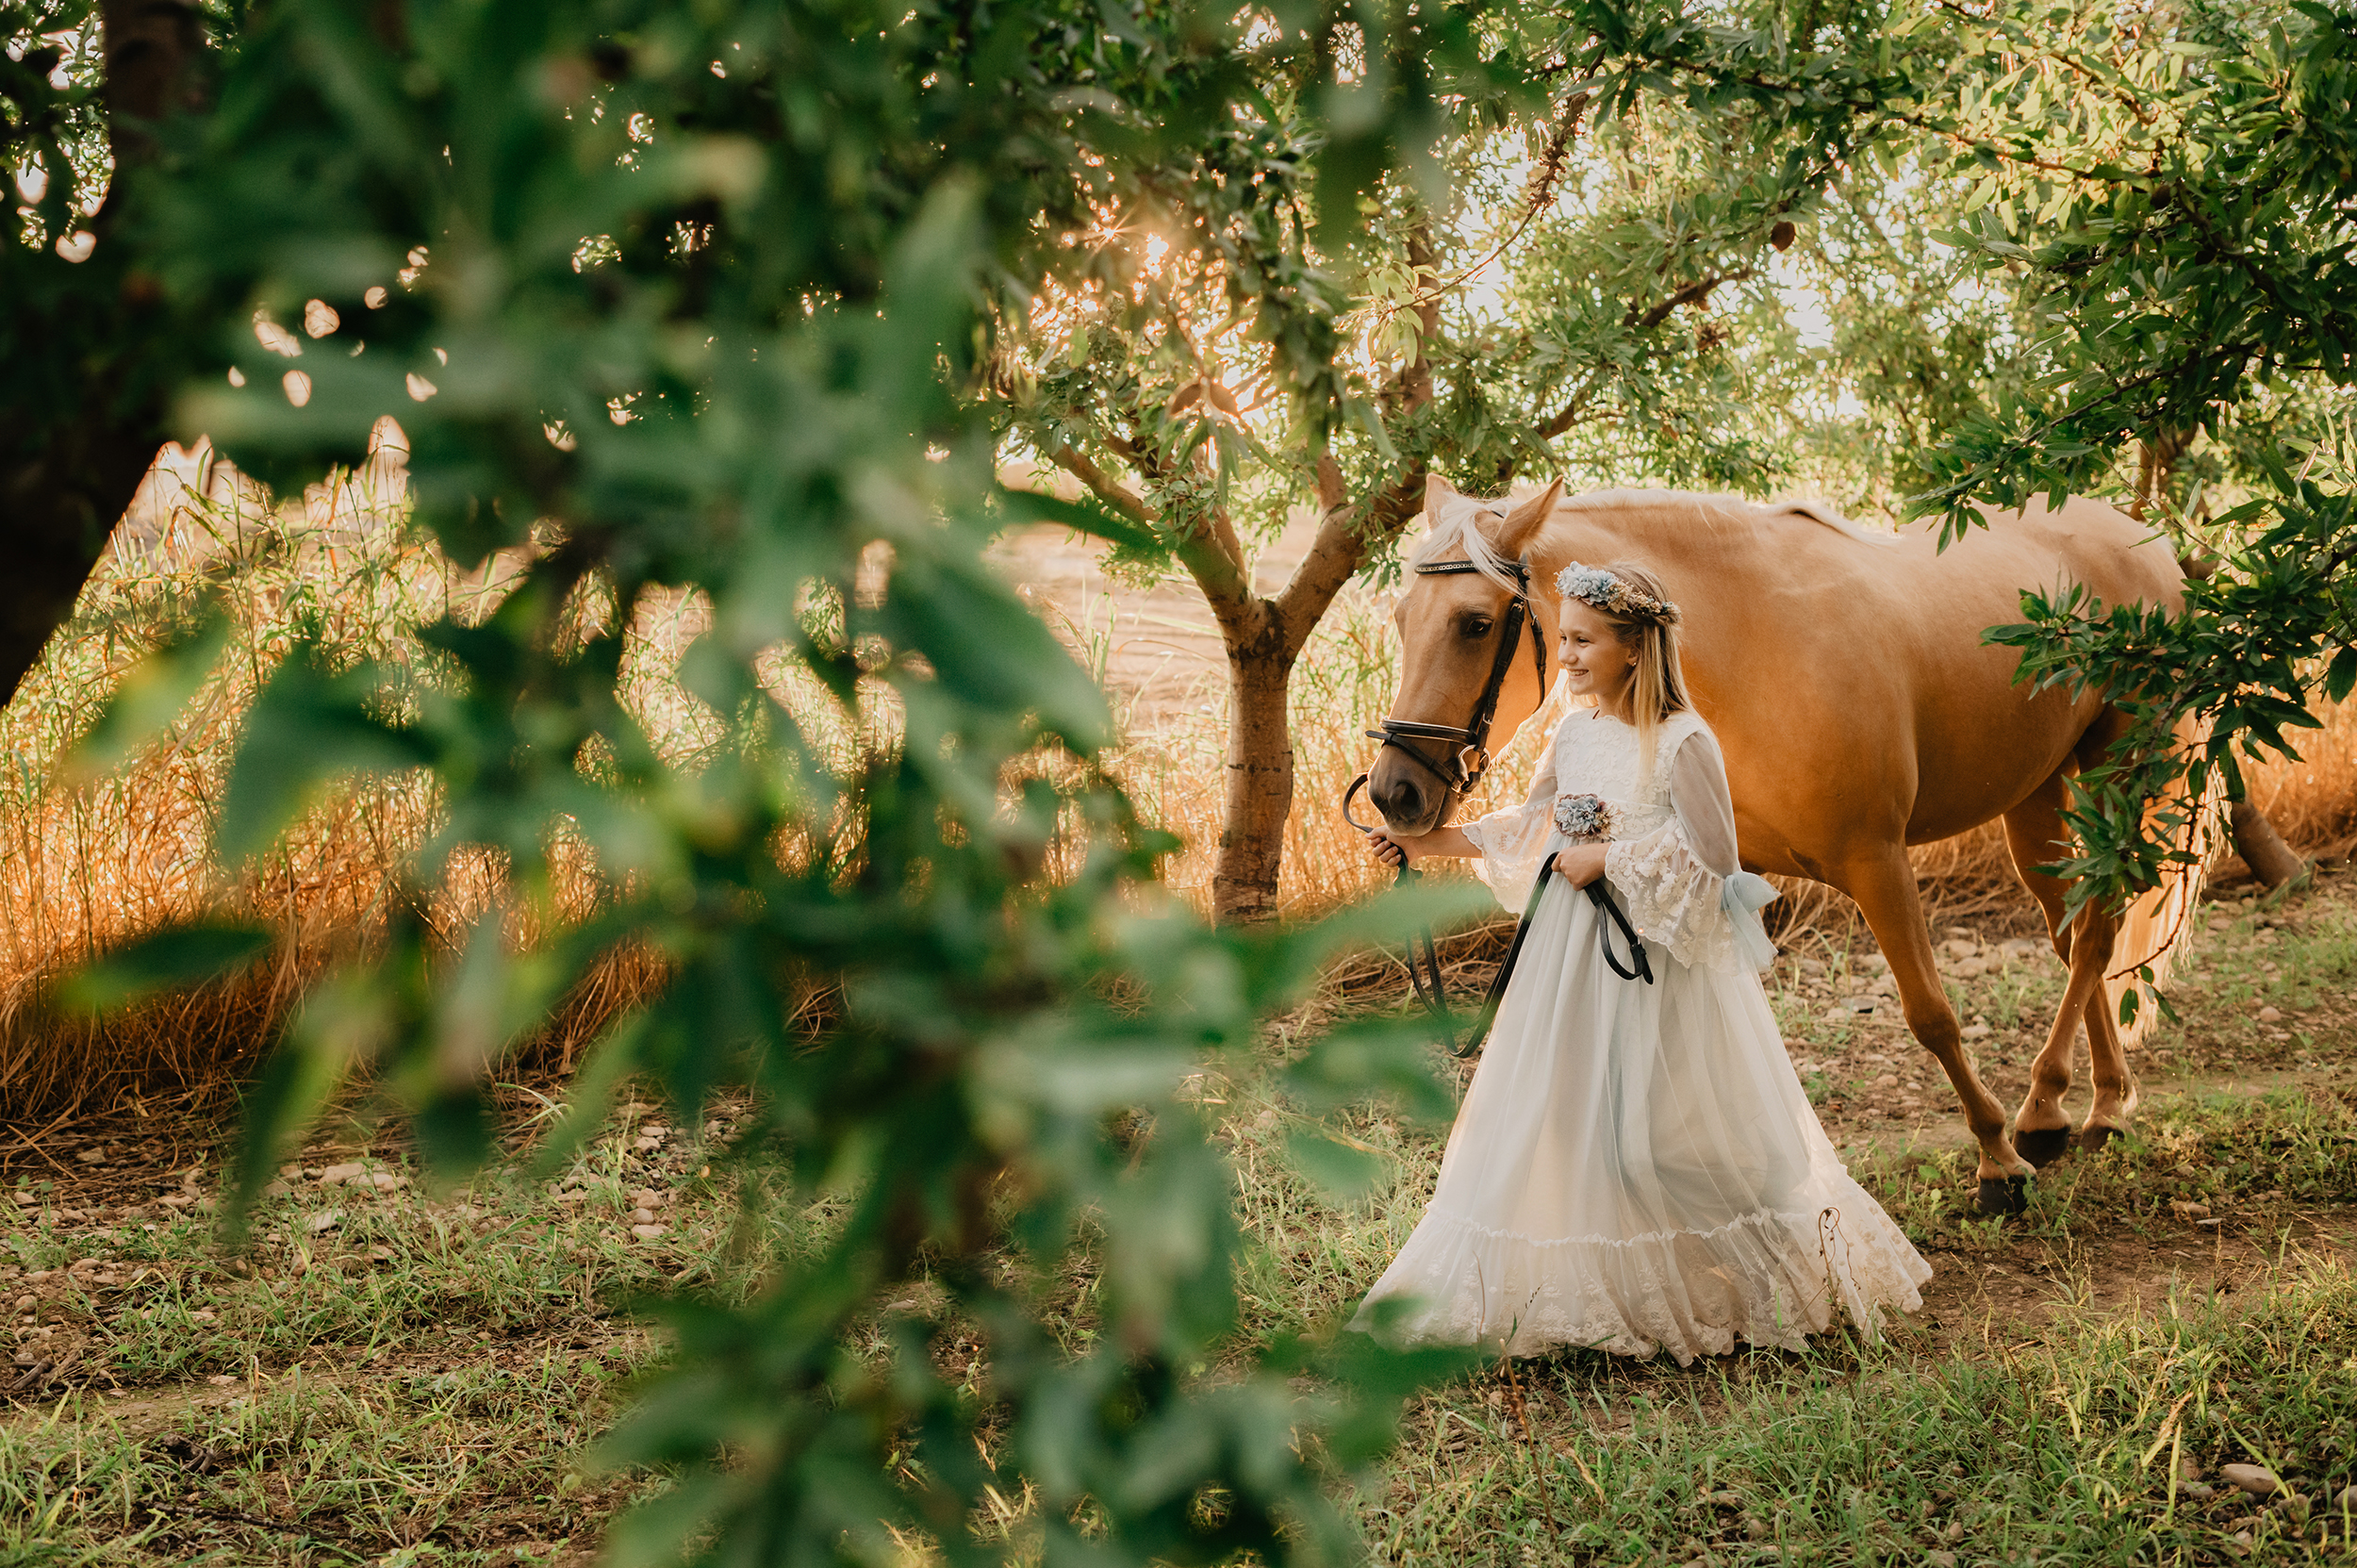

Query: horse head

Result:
[1368,476,1562,835]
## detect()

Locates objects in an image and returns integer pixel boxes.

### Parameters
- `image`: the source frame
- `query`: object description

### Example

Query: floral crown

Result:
[1556,562,1680,625]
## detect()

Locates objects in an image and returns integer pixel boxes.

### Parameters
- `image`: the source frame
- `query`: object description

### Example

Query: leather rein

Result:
[1343,552,1655,1060]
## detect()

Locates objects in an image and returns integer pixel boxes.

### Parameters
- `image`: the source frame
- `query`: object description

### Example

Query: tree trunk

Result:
[1212,617,1295,923]
[2230,799,2306,889]
[0,0,207,708]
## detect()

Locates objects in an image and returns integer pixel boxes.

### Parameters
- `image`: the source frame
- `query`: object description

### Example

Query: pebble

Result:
[303,1211,343,1235]
[319,1162,402,1190]
[2256,1006,2283,1023]
[1872,1073,1901,1091]
[2279,1494,2312,1524]
[10,1295,31,1312]
[1961,1023,1991,1039]
[1840,996,1876,1015]
[2221,1463,2283,1496]
[74,1149,105,1164]
[2169,1198,2211,1220]
[630,1207,657,1225]
[2335,1485,2357,1513]
[1925,1552,1957,1568]
[630,1223,668,1241]
[629,1188,665,1209]
[2181,1480,2217,1499]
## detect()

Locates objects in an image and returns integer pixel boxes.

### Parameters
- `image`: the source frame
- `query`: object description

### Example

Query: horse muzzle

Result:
[1364,745,1461,835]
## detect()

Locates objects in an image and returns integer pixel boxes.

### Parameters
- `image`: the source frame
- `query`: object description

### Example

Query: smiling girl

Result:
[1356,561,1929,1362]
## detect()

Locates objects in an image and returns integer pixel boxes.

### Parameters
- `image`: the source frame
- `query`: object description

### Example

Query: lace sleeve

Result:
[1458,721,1561,912]
[1604,727,1778,972]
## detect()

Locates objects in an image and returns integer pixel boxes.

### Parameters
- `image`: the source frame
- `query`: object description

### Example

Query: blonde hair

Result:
[1575,560,1690,778]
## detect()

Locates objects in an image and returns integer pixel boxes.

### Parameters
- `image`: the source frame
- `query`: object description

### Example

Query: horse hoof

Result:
[2077,1124,2122,1155]
[1974,1175,2030,1218]
[2013,1127,2073,1169]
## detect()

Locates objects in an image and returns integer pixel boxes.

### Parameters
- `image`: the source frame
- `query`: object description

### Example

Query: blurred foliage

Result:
[13,0,1504,1560]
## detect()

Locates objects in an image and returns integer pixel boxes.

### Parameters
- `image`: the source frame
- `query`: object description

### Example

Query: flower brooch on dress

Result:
[1556,562,1679,624]
[1553,792,1616,842]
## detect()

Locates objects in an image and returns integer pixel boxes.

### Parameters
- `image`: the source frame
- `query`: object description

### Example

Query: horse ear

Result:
[1493,480,1563,556]
[1424,471,1459,522]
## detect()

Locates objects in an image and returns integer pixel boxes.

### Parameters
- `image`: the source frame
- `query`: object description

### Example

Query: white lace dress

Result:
[1353,707,1930,1362]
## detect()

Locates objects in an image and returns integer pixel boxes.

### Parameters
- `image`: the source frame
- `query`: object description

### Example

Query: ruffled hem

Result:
[1350,1194,1928,1364]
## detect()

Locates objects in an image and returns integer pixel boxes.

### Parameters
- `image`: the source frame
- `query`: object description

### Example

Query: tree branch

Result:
[1625,269,1755,332]
[1047,444,1152,526]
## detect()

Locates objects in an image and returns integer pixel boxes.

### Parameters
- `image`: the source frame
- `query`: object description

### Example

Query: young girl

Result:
[1355,561,1929,1363]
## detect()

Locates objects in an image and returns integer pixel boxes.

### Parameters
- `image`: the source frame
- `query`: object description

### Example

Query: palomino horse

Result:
[1369,477,2200,1213]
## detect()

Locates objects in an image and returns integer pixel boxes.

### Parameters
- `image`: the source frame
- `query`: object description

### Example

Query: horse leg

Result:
[1844,849,2031,1213]
[2077,962,2139,1152]
[2000,769,2081,1169]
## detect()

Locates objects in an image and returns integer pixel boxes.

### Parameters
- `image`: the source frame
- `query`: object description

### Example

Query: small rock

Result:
[2221,1462,2283,1496]
[12,1349,37,1367]
[10,1295,31,1312]
[207,1374,240,1386]
[1840,996,1876,1015]
[1925,1552,1957,1568]
[1872,1073,1901,1091]
[552,1188,588,1204]
[1797,957,1827,975]
[630,1207,657,1225]
[2169,1198,2211,1221]
[2278,1494,2311,1524]
[303,1210,343,1235]
[630,1223,668,1241]
[318,1162,367,1182]
[2256,1006,2283,1023]
[2334,1484,2357,1513]
[629,1188,665,1209]
[74,1148,105,1164]
[1742,1516,1770,1540]
[261,1180,293,1199]
[1961,1023,1991,1040]
[2181,1480,2217,1499]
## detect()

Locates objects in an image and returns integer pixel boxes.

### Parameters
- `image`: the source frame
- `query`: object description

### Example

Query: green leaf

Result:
[2325,646,2357,704]
[65,606,233,779]
[215,646,428,864]
[1283,1127,1386,1198]
[55,921,273,1015]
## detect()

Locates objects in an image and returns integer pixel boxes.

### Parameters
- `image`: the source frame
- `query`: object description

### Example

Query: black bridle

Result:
[1344,549,1655,1059]
[1361,554,1549,801]
[1343,553,1547,1055]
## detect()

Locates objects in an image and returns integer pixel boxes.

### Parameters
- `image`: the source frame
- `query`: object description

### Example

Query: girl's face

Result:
[1558,599,1639,708]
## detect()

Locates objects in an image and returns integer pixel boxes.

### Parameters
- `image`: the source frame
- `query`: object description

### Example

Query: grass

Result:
[12,859,2351,1562]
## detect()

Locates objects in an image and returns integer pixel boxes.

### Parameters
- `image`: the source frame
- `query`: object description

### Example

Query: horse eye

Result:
[1462,616,1493,638]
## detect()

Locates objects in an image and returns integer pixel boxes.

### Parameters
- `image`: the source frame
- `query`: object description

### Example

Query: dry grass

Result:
[6,450,2357,1118]
[0,436,661,1118]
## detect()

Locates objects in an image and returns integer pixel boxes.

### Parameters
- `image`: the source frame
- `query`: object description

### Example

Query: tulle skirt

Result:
[1352,877,1930,1363]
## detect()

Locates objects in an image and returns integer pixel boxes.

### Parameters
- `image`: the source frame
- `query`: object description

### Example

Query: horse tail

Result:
[2104,725,2228,1047]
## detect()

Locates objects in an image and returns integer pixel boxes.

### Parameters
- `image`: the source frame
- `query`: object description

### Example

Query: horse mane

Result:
[1408,485,1897,570]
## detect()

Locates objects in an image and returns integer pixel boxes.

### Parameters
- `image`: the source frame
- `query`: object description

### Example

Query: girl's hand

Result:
[1556,842,1610,888]
[1368,830,1416,868]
